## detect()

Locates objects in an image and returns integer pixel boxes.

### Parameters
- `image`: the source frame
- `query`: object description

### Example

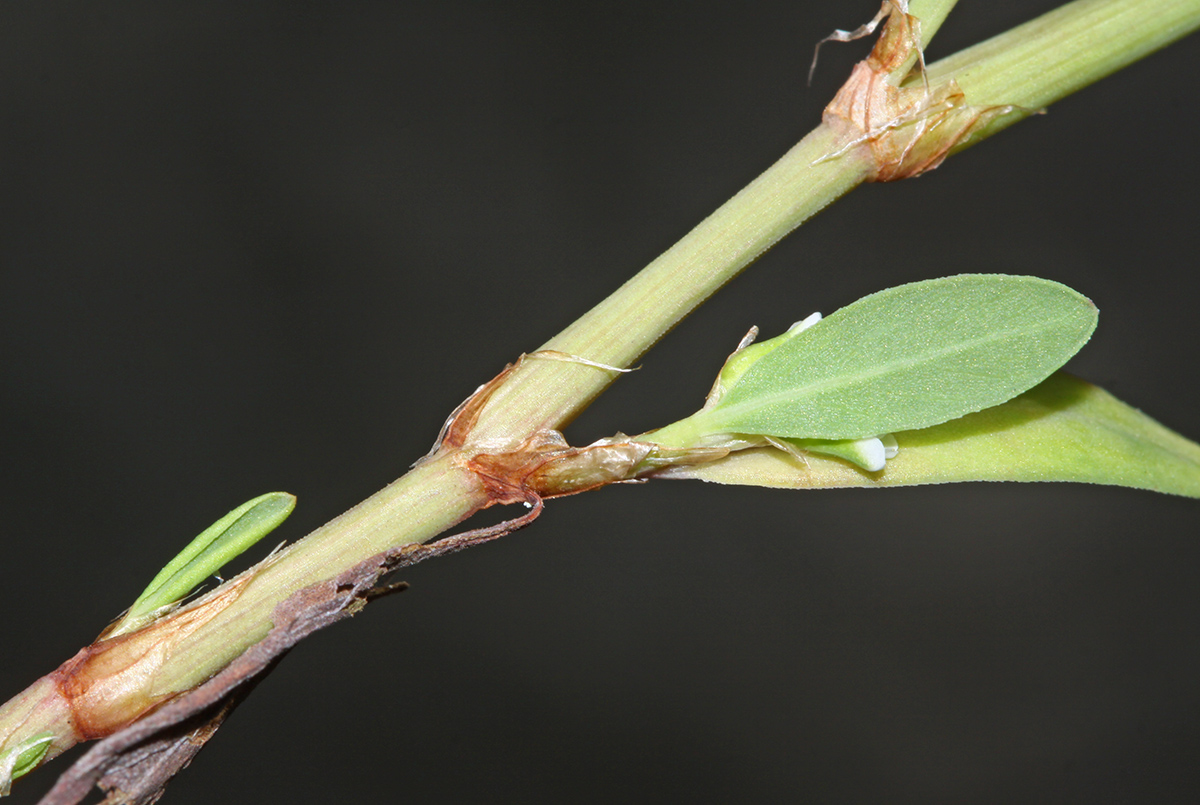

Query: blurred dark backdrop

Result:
[3,2,1199,802]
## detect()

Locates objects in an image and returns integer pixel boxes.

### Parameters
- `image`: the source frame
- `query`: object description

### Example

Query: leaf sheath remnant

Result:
[435,352,721,503]
[50,573,258,743]
[821,1,1021,180]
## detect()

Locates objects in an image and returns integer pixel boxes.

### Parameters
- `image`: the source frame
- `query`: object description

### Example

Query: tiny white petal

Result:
[854,437,886,472]
[880,433,899,459]
[787,312,822,334]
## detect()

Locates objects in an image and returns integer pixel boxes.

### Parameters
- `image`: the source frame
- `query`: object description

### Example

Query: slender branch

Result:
[926,0,1200,143]
[890,0,961,81]
[466,125,871,443]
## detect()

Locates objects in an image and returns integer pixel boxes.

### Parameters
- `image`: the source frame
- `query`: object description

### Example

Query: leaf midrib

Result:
[707,310,1084,434]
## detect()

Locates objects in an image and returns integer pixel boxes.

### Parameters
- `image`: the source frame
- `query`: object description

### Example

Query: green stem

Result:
[891,0,961,82]
[144,451,487,696]
[0,452,486,769]
[464,124,871,444]
[924,0,1200,143]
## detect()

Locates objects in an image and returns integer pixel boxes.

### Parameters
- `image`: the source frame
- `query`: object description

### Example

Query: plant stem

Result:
[149,451,487,695]
[3,0,1199,790]
[925,0,1200,143]
[0,452,486,769]
[891,0,961,81]
[465,124,873,444]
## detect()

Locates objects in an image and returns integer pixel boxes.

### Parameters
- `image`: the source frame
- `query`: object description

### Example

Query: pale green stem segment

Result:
[890,0,960,82]
[923,0,1200,145]
[131,452,485,698]
[662,373,1200,499]
[465,124,872,445]
[105,492,296,639]
[0,454,485,786]
[906,0,959,39]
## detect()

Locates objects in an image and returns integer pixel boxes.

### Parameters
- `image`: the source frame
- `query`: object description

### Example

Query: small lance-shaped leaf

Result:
[0,732,54,795]
[105,492,296,639]
[653,274,1097,446]
[659,372,1200,499]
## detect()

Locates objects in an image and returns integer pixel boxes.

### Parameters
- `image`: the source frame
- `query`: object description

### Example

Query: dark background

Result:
[3,2,1199,802]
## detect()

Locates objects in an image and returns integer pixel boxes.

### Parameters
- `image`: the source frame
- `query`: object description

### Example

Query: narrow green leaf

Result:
[660,373,1200,499]
[679,274,1097,442]
[107,492,296,638]
[0,732,54,794]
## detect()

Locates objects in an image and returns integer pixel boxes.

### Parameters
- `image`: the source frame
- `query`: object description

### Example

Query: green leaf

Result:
[106,492,296,638]
[658,274,1097,445]
[659,373,1200,499]
[0,732,54,795]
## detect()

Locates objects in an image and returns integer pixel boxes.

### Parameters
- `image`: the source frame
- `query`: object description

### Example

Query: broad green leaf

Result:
[670,274,1097,443]
[659,373,1200,499]
[105,492,296,638]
